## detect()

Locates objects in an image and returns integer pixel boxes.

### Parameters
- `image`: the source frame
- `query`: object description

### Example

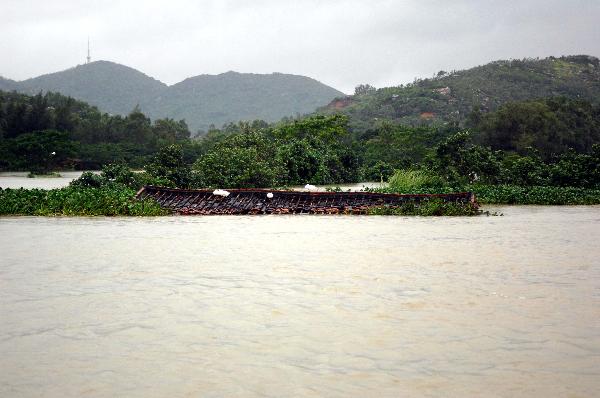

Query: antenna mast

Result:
[87,37,91,64]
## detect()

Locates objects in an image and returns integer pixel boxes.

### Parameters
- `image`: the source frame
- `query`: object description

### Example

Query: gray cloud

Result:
[1,0,599,93]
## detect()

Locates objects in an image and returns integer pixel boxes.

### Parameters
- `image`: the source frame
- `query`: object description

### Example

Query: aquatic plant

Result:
[69,164,173,190]
[377,182,600,205]
[0,186,168,216]
[469,185,600,205]
[367,199,480,216]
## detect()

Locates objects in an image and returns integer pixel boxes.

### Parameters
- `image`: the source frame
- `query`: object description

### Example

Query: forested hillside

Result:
[320,55,600,131]
[14,61,167,117]
[147,71,343,132]
[2,62,343,133]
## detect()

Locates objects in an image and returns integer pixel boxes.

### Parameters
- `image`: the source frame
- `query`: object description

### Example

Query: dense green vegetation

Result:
[3,91,600,205]
[472,97,600,159]
[470,185,600,205]
[320,55,600,131]
[2,61,342,132]
[0,90,194,171]
[193,115,359,187]
[379,171,600,205]
[0,186,166,216]
[0,159,178,216]
[376,126,600,204]
[431,127,600,188]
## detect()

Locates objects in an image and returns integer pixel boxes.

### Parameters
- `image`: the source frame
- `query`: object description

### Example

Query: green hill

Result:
[3,62,343,133]
[320,55,600,131]
[146,71,343,132]
[15,61,167,116]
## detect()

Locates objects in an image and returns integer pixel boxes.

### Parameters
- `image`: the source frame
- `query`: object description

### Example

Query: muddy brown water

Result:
[0,173,383,192]
[1,207,599,397]
[0,171,95,190]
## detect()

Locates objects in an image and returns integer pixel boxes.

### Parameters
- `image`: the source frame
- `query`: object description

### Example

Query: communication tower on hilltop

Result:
[86,37,91,64]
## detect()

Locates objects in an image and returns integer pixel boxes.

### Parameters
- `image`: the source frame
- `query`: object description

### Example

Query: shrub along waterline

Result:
[0,186,168,216]
[378,184,600,205]
[378,169,600,205]
[468,185,600,205]
[367,199,481,216]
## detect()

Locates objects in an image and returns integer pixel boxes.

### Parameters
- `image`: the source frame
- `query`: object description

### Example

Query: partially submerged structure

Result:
[136,186,476,215]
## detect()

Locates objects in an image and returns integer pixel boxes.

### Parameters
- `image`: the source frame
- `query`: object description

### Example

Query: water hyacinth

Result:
[367,199,480,216]
[0,186,168,216]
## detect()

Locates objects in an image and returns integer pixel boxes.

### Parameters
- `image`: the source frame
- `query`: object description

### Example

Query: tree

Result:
[474,97,600,159]
[272,115,350,144]
[12,130,76,173]
[145,144,192,188]
[434,131,502,184]
[193,132,282,188]
[125,107,153,146]
[354,84,376,96]
[152,118,190,144]
[276,138,321,184]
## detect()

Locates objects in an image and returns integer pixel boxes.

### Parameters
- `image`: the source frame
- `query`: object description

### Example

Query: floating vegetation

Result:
[367,199,481,216]
[26,171,62,178]
[0,186,168,216]
[469,185,600,205]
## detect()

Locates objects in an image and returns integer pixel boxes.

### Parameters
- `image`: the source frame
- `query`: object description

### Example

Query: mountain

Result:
[319,55,600,131]
[0,76,17,91]
[14,61,167,116]
[145,71,344,131]
[2,61,343,132]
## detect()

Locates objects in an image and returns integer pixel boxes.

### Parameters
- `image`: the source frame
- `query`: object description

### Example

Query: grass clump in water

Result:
[367,198,480,216]
[27,171,62,178]
[387,169,447,193]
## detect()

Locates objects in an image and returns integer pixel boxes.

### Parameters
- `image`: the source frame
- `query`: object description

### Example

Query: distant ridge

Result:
[319,55,600,131]
[0,76,18,91]
[2,61,344,132]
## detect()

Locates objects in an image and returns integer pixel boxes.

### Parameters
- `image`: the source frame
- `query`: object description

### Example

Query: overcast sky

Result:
[1,0,599,93]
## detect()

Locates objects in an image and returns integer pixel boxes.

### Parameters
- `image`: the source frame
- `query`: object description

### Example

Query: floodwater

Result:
[0,173,383,191]
[1,207,599,397]
[0,171,94,190]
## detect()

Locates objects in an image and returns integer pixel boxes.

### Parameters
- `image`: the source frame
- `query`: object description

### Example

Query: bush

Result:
[501,153,547,186]
[100,163,138,187]
[145,144,192,188]
[362,161,395,182]
[69,171,105,188]
[387,169,447,193]
[69,163,176,190]
[193,132,283,188]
